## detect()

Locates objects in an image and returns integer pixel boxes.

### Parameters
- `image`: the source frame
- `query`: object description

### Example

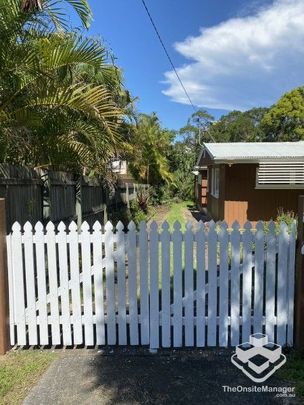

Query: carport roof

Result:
[202,142,304,163]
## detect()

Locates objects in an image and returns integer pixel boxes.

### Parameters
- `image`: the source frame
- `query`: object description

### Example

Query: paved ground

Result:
[24,348,298,405]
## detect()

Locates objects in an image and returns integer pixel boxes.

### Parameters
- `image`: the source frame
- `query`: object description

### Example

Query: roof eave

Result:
[213,157,304,164]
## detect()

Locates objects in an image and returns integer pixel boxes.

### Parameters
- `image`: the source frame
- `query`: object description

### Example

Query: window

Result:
[256,162,304,189]
[210,167,219,198]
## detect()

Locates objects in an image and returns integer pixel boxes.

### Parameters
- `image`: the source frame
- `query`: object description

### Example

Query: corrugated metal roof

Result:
[204,142,304,162]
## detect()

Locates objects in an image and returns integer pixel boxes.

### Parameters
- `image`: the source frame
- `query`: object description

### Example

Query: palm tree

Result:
[0,0,127,174]
[127,113,174,185]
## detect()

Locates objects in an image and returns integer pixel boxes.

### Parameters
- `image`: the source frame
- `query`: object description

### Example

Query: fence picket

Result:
[81,222,94,346]
[6,234,15,345]
[35,222,48,345]
[265,221,276,342]
[68,221,82,345]
[231,221,241,346]
[207,221,217,346]
[105,221,116,345]
[149,221,159,349]
[219,222,228,347]
[23,222,38,345]
[92,221,105,345]
[254,221,264,334]
[287,222,296,345]
[11,223,26,345]
[196,221,206,347]
[242,221,253,343]
[128,221,138,345]
[185,222,194,346]
[46,222,60,345]
[139,221,149,345]
[57,222,72,346]
[277,222,288,345]
[117,221,127,345]
[173,221,182,347]
[161,221,171,347]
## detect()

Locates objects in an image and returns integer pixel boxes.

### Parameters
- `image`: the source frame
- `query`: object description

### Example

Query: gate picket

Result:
[139,221,149,344]
[6,233,15,345]
[254,221,264,334]
[195,221,206,347]
[116,221,127,345]
[242,221,253,343]
[128,221,138,345]
[231,221,241,346]
[160,221,171,347]
[173,221,182,347]
[12,223,26,345]
[92,221,105,345]
[24,222,38,345]
[57,222,72,346]
[277,222,288,345]
[149,221,159,349]
[207,221,217,346]
[185,222,194,346]
[105,221,116,345]
[219,222,228,347]
[68,221,83,345]
[35,222,48,345]
[81,222,94,345]
[265,221,276,342]
[287,222,296,345]
[46,222,60,345]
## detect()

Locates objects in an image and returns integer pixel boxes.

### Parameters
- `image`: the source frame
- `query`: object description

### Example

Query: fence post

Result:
[295,195,304,348]
[0,199,9,354]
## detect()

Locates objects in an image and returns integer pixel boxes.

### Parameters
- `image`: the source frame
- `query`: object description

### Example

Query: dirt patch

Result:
[147,204,171,228]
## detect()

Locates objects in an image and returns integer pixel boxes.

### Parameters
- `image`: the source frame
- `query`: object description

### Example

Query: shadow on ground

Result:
[24,348,297,405]
[187,203,212,223]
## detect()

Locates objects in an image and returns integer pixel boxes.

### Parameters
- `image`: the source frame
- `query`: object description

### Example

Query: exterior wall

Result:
[207,164,225,221]
[195,170,208,209]
[224,164,303,226]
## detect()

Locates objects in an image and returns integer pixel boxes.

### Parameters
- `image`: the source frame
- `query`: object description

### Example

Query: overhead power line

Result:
[140,0,196,111]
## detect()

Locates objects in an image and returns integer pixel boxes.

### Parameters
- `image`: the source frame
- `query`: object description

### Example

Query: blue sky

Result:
[71,0,303,130]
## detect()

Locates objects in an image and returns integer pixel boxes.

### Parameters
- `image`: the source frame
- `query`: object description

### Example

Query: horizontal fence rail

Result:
[7,219,296,348]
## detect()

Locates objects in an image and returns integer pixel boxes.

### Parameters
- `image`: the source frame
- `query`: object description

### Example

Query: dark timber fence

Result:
[0,164,146,232]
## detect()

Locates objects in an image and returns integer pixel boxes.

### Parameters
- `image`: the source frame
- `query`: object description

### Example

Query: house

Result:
[194,142,304,226]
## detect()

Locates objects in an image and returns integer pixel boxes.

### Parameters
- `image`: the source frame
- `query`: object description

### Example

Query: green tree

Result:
[127,113,174,186]
[261,87,304,141]
[209,108,268,142]
[179,109,214,148]
[0,0,128,174]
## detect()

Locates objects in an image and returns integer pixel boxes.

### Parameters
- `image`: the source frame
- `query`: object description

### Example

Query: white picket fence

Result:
[7,219,296,349]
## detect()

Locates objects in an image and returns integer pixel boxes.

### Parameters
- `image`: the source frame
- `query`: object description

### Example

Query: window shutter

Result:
[257,162,304,188]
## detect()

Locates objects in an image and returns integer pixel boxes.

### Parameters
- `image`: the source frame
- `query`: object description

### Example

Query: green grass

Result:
[164,200,193,230]
[0,350,57,405]
[278,350,304,397]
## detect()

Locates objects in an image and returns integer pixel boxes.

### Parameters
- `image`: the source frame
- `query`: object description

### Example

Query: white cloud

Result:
[162,0,304,111]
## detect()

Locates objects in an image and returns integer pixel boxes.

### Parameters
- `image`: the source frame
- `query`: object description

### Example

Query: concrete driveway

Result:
[23,348,297,405]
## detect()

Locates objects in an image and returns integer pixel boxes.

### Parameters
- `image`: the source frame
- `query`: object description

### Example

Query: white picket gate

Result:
[7,219,296,348]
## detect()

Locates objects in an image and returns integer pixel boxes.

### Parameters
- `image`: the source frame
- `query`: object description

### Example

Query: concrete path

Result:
[24,348,297,405]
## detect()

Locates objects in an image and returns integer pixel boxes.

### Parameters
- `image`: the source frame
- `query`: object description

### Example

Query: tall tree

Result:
[208,108,268,142]
[127,113,174,186]
[179,109,214,148]
[261,87,304,141]
[0,0,128,174]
